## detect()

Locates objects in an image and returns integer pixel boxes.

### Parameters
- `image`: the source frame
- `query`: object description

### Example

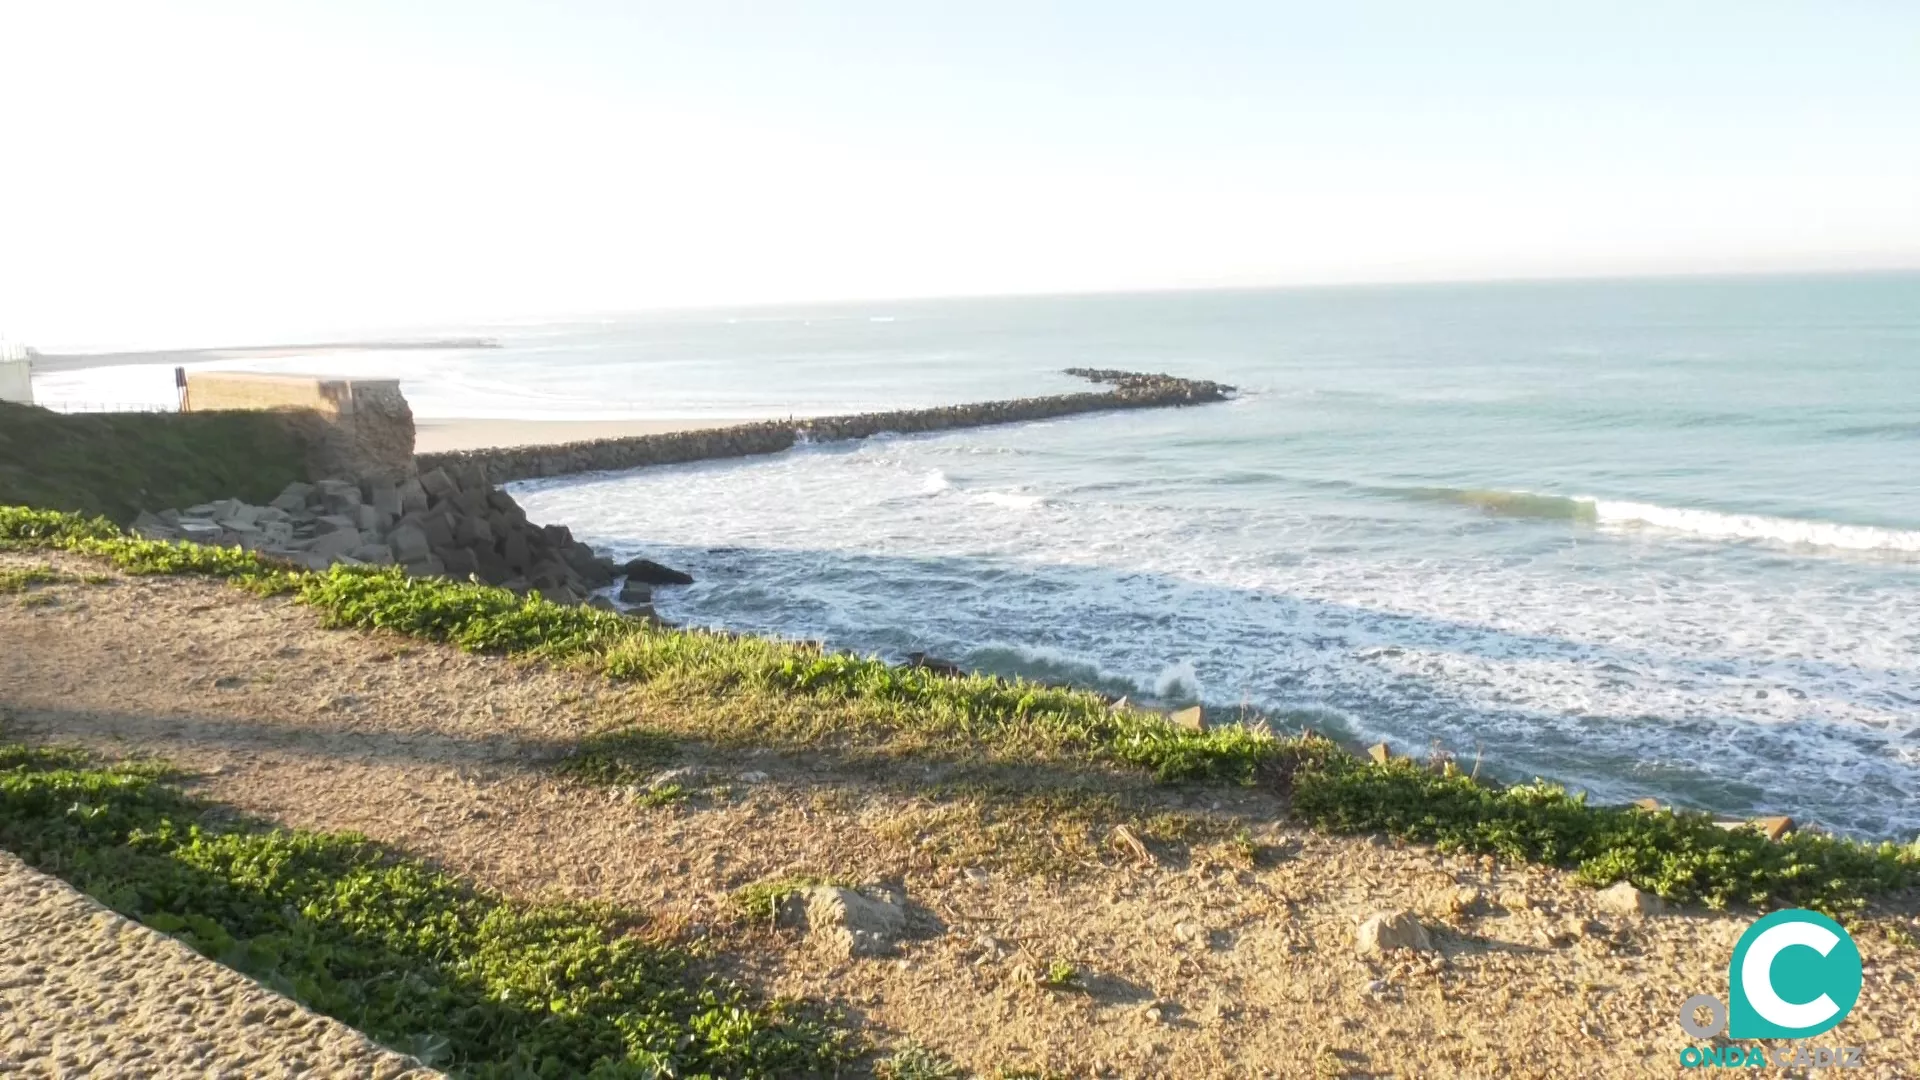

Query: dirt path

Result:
[0,852,433,1079]
[2,553,1917,1078]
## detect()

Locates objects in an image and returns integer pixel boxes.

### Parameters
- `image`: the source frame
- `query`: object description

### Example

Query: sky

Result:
[2,1,1918,349]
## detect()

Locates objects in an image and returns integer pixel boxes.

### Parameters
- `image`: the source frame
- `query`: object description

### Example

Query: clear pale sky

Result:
[3,1,1917,348]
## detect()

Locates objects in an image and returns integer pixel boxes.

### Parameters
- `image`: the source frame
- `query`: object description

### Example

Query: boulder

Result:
[1594,881,1664,916]
[1170,705,1206,732]
[219,503,261,527]
[618,579,653,605]
[176,520,224,543]
[529,558,570,590]
[269,482,314,512]
[365,480,404,520]
[440,545,480,579]
[403,554,447,579]
[1355,911,1433,957]
[563,543,614,587]
[422,513,456,549]
[419,467,460,502]
[398,476,429,515]
[131,511,177,540]
[388,524,431,565]
[623,558,694,586]
[453,489,490,517]
[501,531,533,572]
[474,544,512,582]
[313,514,359,535]
[315,479,362,515]
[454,513,494,547]
[452,464,489,493]
[776,884,909,959]
[354,503,385,533]
[309,528,364,561]
[348,543,394,566]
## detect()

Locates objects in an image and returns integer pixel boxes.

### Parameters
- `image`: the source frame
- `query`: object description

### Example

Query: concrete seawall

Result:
[416,369,1234,486]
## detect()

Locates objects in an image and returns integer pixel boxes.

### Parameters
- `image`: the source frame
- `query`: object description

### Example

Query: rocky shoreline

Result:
[417,369,1235,486]
[128,466,675,612]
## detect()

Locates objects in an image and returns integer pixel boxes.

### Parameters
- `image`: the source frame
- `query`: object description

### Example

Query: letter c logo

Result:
[1728,909,1862,1040]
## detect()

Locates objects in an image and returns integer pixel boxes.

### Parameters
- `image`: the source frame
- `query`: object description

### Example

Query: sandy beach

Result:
[412,416,759,454]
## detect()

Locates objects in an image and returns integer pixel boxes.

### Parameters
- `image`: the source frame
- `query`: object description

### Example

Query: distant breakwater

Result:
[417,369,1235,485]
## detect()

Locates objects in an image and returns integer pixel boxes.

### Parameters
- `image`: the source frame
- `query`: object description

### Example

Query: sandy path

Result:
[0,852,434,1079]
[413,416,759,453]
[2,553,1917,1078]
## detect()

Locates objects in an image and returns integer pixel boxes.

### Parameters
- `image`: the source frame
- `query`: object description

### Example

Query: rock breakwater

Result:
[416,370,1234,486]
[130,466,687,610]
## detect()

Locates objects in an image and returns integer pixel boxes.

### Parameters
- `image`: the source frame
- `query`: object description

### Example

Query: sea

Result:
[35,272,1920,838]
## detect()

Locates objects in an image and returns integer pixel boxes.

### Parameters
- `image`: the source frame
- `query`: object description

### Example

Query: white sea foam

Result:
[970,491,1046,510]
[1152,660,1204,701]
[1588,499,1920,554]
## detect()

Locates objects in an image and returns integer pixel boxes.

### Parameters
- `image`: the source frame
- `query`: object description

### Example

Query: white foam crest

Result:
[1153,659,1203,701]
[1590,499,1920,554]
[971,490,1046,510]
[919,469,953,494]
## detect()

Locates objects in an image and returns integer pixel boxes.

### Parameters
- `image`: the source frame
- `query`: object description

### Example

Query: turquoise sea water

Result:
[39,273,1920,835]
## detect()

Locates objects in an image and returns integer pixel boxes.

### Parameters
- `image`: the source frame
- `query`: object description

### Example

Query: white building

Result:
[0,337,32,403]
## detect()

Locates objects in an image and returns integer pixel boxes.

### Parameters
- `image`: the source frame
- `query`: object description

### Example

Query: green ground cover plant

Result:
[1287,753,1918,915]
[5,505,1916,916]
[0,401,312,524]
[0,743,856,1078]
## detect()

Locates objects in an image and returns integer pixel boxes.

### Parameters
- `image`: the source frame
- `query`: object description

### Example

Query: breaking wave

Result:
[1590,500,1920,554]
[1398,486,1920,554]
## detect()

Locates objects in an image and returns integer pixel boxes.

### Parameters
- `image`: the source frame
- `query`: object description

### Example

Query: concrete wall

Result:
[185,372,416,484]
[0,359,31,404]
[419,371,1235,486]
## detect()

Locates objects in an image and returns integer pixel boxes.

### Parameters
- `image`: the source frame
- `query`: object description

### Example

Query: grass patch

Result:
[8,505,1920,916]
[561,726,682,786]
[872,786,1234,878]
[729,875,854,923]
[0,742,857,1077]
[634,782,690,808]
[1289,753,1920,915]
[0,565,75,592]
[0,401,311,524]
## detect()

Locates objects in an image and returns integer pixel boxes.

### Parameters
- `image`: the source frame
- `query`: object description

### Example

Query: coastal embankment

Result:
[417,369,1235,485]
[5,536,1918,1077]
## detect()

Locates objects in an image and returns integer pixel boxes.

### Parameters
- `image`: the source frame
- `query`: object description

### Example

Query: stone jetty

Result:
[417,369,1234,486]
[130,466,645,610]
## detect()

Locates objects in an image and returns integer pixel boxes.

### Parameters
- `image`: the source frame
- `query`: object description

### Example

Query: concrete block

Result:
[387,524,431,564]
[309,528,363,561]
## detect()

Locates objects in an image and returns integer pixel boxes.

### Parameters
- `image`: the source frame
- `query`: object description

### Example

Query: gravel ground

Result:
[0,851,435,1079]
